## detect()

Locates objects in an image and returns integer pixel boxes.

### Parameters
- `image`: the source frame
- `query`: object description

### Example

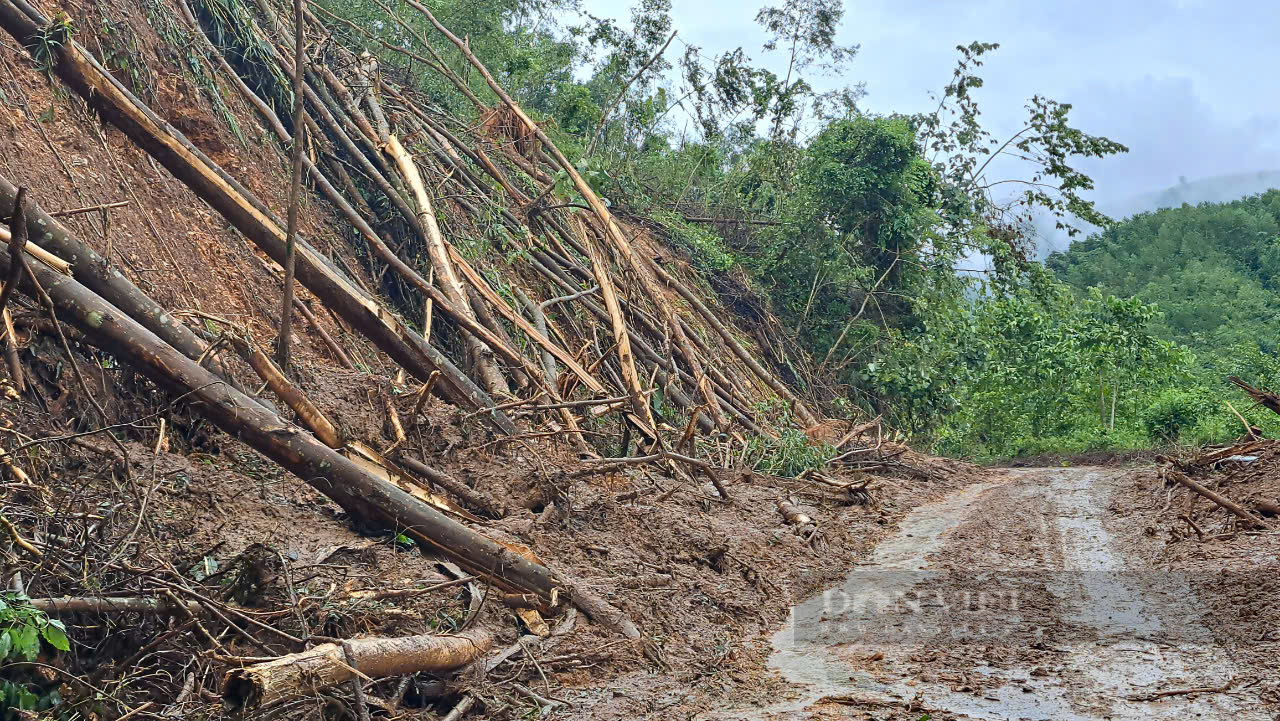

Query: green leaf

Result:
[41,623,69,652]
[12,625,39,661]
[0,629,12,660]
[189,556,219,582]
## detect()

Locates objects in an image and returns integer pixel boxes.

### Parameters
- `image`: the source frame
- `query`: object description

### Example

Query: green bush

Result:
[652,211,735,273]
[1140,389,1215,442]
[0,592,71,720]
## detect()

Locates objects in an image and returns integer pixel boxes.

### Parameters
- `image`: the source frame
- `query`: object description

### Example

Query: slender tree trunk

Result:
[1098,372,1106,427]
[1109,379,1118,431]
[277,0,307,370]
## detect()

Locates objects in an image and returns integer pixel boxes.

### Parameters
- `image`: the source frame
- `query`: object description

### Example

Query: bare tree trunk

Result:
[1168,470,1272,530]
[223,629,491,711]
[383,136,507,396]
[277,0,307,370]
[1109,379,1117,431]
[231,335,342,448]
[30,596,203,616]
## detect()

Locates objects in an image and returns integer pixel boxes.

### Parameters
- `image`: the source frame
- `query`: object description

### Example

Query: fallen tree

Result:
[1166,469,1273,530]
[222,629,492,711]
[0,239,642,632]
[0,0,516,433]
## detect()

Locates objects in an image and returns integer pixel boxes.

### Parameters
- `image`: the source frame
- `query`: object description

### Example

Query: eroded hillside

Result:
[0,0,979,718]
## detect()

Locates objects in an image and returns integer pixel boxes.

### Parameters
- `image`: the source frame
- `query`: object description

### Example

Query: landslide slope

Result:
[0,0,980,718]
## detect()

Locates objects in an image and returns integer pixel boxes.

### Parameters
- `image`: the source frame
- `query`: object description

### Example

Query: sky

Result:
[583,0,1280,233]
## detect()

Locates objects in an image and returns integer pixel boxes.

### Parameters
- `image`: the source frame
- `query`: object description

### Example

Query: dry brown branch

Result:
[1167,469,1272,530]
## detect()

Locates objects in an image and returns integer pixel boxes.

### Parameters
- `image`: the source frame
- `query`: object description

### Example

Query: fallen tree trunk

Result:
[397,455,508,519]
[231,335,343,449]
[383,135,507,397]
[0,0,515,433]
[0,177,245,386]
[0,249,554,596]
[1229,376,1280,416]
[1,248,641,636]
[222,629,491,711]
[1167,469,1273,530]
[29,596,203,616]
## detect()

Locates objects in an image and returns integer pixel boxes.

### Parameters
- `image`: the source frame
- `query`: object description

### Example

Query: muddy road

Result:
[709,467,1272,720]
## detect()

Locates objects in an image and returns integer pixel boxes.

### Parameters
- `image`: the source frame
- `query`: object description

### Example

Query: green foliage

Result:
[933,285,1194,460]
[0,594,70,659]
[0,594,70,720]
[1048,190,1280,353]
[1141,389,1215,443]
[650,211,734,272]
[29,12,75,77]
[746,427,835,477]
[916,41,1128,240]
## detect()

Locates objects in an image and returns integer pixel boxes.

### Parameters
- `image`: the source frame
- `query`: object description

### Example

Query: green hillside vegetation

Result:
[1048,191,1280,352]
[954,191,1280,460]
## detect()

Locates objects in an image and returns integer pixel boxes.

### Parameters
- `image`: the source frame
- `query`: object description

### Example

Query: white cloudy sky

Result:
[583,0,1280,204]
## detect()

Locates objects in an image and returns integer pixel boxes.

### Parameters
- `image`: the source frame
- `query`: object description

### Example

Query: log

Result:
[0,0,515,433]
[397,455,508,519]
[0,177,213,369]
[383,135,507,396]
[0,249,642,635]
[231,335,343,449]
[1168,470,1272,530]
[777,500,813,526]
[0,227,69,275]
[223,629,491,711]
[0,248,555,597]
[30,596,203,616]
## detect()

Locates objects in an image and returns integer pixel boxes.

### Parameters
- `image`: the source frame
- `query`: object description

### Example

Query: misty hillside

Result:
[1035,169,1280,257]
[1047,189,1280,354]
[1108,170,1280,216]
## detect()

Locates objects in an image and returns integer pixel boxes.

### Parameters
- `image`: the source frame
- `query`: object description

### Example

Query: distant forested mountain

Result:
[1046,190,1280,353]
[1034,170,1280,258]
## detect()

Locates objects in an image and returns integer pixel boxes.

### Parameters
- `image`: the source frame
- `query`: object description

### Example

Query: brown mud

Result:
[689,467,1277,721]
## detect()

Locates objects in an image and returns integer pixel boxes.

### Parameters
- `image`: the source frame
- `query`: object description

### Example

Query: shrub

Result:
[1140,389,1215,442]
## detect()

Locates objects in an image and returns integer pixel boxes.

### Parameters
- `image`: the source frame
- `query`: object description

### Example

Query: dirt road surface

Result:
[708,467,1273,720]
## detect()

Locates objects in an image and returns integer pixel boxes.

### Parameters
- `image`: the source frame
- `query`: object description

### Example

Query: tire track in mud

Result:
[707,467,1271,720]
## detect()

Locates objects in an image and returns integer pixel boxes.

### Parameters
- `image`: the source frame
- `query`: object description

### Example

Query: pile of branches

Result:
[1154,378,1280,542]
